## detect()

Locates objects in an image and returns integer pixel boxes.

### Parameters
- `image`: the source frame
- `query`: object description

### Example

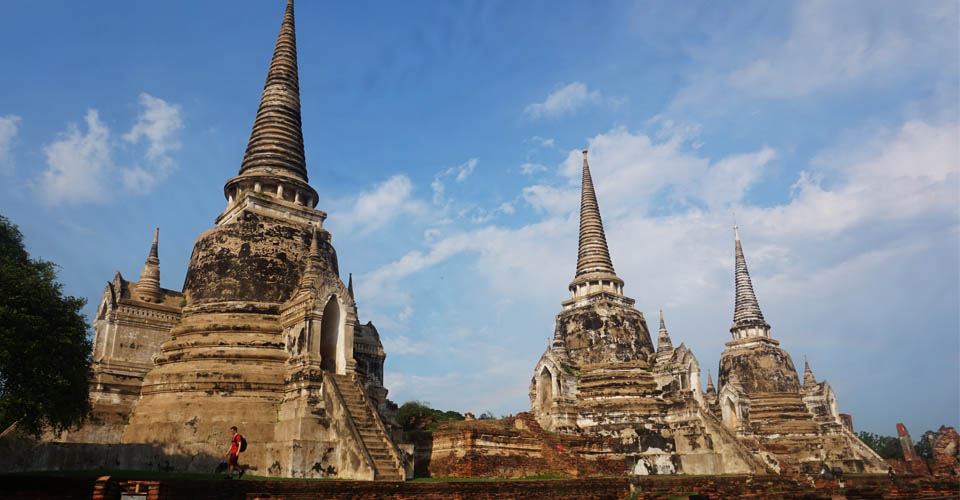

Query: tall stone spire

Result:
[223,0,319,209]
[568,150,624,299]
[706,369,716,394]
[347,273,354,300]
[657,310,674,352]
[135,227,163,303]
[803,355,817,388]
[730,225,771,340]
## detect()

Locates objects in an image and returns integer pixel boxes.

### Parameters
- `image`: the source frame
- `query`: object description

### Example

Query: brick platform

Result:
[1,473,957,500]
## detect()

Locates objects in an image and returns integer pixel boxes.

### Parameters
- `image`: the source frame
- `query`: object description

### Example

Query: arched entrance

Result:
[537,367,554,410]
[319,295,340,372]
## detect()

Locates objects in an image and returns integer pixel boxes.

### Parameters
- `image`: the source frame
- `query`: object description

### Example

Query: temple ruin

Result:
[528,150,887,475]
[0,0,906,482]
[1,0,405,480]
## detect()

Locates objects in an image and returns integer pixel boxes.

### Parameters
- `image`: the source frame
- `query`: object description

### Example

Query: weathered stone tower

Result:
[0,0,404,480]
[119,0,403,479]
[530,151,768,475]
[712,227,885,473]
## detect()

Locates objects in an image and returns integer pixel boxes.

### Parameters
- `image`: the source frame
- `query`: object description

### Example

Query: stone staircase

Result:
[329,373,403,480]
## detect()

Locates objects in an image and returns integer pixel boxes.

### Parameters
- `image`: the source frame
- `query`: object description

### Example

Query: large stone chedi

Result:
[529,152,885,475]
[706,227,885,472]
[530,151,766,475]
[122,0,403,479]
[4,0,403,481]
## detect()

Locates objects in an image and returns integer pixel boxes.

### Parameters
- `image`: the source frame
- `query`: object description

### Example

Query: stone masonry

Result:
[0,0,403,480]
[529,151,887,476]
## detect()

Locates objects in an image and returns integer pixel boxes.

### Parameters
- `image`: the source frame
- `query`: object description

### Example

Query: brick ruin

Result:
[0,0,404,480]
[525,151,887,476]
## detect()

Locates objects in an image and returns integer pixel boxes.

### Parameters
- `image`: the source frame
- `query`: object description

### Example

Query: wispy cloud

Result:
[41,110,112,204]
[331,174,428,235]
[361,118,958,418]
[727,1,955,97]
[0,114,21,175]
[524,82,624,120]
[121,93,184,192]
[440,158,478,183]
[528,136,555,148]
[38,93,184,205]
[431,158,479,209]
[520,162,548,175]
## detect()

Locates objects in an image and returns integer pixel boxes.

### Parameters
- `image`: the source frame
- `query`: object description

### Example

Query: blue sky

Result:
[0,1,956,437]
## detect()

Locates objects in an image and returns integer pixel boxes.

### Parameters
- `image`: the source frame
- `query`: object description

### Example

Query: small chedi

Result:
[1,0,404,480]
[528,150,886,475]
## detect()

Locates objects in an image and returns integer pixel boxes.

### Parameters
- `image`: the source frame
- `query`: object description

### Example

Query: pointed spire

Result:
[657,309,674,352]
[573,150,617,280]
[731,225,770,335]
[347,272,354,300]
[239,0,306,181]
[135,227,163,303]
[803,355,817,388]
[149,226,159,259]
[298,228,322,292]
[706,369,716,394]
[224,0,318,208]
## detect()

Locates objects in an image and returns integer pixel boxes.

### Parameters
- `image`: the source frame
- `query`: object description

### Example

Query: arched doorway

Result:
[319,295,340,372]
[723,398,738,430]
[537,367,554,410]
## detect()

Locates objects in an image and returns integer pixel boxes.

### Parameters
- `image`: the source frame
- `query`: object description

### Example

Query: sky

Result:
[0,0,956,437]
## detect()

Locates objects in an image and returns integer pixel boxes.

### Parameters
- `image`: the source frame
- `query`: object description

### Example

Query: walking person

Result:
[225,426,245,479]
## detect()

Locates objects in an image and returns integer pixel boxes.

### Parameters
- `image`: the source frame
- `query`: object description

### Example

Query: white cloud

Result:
[0,114,21,174]
[728,1,956,97]
[359,119,958,419]
[123,93,183,159]
[121,93,184,193]
[38,94,184,204]
[745,120,958,238]
[439,158,478,183]
[528,136,555,148]
[41,110,112,204]
[522,185,578,215]
[430,158,480,213]
[524,82,623,120]
[333,174,428,235]
[470,201,516,224]
[697,147,776,210]
[520,162,548,175]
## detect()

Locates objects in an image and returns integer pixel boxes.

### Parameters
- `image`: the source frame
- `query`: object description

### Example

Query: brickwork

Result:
[932,426,960,477]
[414,414,626,479]
[4,473,959,500]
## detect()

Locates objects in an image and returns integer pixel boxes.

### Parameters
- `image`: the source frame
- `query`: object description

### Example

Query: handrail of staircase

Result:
[324,374,378,479]
[698,406,774,474]
[352,377,405,478]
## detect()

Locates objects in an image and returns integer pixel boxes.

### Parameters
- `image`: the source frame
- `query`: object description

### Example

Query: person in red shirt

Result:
[226,426,243,479]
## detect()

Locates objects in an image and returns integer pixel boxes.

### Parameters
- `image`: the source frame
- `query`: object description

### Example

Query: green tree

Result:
[396,400,464,432]
[0,215,92,437]
[856,431,904,460]
[915,431,934,461]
